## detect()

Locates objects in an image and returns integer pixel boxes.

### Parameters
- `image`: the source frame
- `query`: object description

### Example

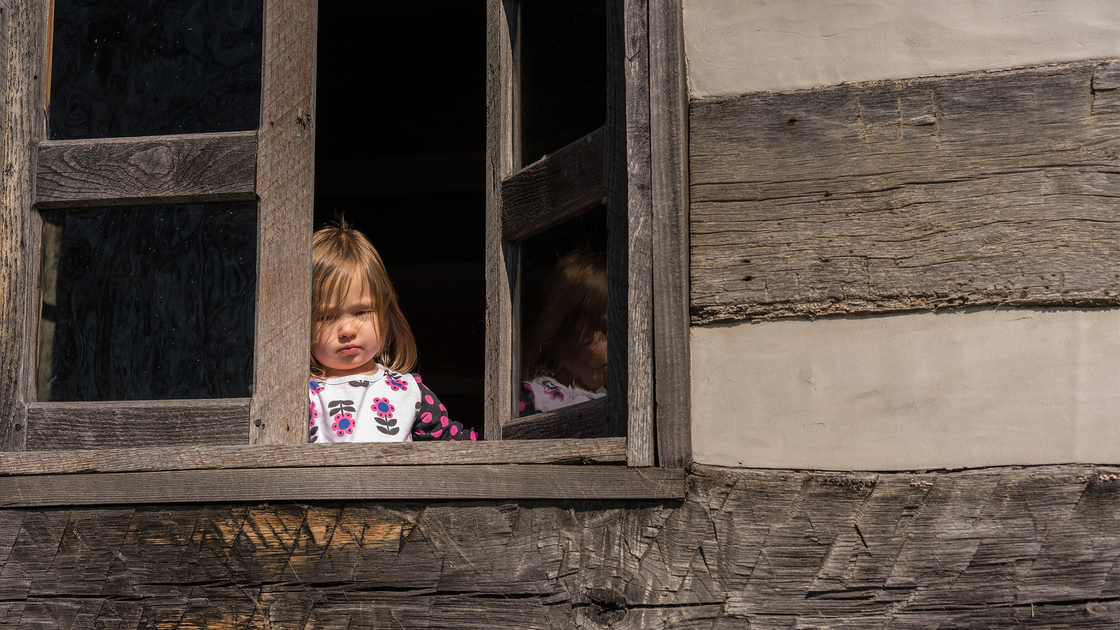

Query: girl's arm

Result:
[410,376,479,441]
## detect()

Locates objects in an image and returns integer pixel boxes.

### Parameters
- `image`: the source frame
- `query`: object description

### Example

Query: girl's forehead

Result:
[323,272,374,308]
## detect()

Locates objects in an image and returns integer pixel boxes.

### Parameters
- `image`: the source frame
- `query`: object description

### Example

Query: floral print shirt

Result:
[309,366,478,443]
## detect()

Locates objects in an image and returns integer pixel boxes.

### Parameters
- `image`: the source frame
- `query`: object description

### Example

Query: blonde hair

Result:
[522,250,607,383]
[310,221,417,378]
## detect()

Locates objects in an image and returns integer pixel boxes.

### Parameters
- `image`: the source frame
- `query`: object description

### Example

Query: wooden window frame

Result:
[0,0,689,506]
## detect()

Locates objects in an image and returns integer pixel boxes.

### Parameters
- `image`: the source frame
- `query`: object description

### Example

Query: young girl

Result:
[308,222,478,443]
[519,250,608,416]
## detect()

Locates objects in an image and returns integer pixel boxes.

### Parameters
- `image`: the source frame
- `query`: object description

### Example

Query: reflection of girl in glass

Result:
[519,250,607,416]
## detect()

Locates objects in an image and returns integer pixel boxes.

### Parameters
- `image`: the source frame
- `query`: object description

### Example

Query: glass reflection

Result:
[517,206,607,419]
[49,0,263,140]
[518,0,605,167]
[39,204,257,401]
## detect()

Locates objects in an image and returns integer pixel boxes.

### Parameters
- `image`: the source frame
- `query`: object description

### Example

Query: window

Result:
[0,0,689,504]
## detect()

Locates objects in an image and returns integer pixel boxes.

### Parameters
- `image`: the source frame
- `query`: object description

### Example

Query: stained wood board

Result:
[648,0,692,468]
[24,399,250,450]
[0,464,685,506]
[501,127,606,242]
[0,0,48,452]
[690,60,1120,324]
[0,437,627,476]
[249,0,316,445]
[35,132,258,209]
[501,398,607,440]
[0,464,1114,627]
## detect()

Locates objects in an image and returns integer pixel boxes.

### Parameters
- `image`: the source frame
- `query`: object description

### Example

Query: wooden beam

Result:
[648,0,691,468]
[24,399,250,450]
[485,0,516,441]
[501,127,606,242]
[690,60,1120,324]
[501,398,607,440]
[0,0,48,452]
[0,463,686,506]
[0,437,626,476]
[623,0,654,466]
[249,0,317,445]
[35,131,257,209]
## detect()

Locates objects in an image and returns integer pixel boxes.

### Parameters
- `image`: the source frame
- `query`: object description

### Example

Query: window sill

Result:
[0,462,685,507]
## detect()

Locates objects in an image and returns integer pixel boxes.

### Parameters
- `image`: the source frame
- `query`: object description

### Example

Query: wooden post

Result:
[249,0,318,444]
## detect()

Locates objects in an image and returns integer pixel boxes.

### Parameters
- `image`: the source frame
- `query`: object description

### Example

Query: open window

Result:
[0,0,689,504]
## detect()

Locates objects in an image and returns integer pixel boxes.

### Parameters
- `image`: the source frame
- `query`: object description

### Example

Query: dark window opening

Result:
[314,0,488,431]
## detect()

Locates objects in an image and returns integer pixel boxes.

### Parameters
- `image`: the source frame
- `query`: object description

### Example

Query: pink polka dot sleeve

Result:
[409,374,480,442]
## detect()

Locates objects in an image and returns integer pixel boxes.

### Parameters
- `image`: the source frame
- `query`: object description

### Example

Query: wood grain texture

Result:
[0,0,48,452]
[624,0,655,467]
[0,438,626,476]
[485,0,516,441]
[501,398,607,440]
[501,127,606,242]
[249,0,316,444]
[24,399,250,450]
[648,0,691,468]
[691,60,1120,324]
[35,132,257,208]
[0,465,1114,627]
[0,464,684,506]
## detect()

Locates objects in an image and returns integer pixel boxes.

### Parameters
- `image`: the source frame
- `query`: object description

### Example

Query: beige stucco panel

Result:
[684,0,1120,97]
[691,309,1120,470]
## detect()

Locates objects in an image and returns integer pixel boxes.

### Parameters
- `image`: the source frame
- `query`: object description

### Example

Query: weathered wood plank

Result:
[249,0,317,444]
[501,127,605,242]
[485,0,516,441]
[24,399,250,450]
[0,464,685,506]
[648,0,691,468]
[0,465,1114,627]
[501,398,607,440]
[34,132,257,209]
[0,437,627,476]
[0,0,48,452]
[624,0,654,466]
[690,60,1120,324]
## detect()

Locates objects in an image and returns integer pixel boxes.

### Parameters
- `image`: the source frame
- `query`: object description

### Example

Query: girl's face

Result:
[312,274,383,377]
[563,330,607,391]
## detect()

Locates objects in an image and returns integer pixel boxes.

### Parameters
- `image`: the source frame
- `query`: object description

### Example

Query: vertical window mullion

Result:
[249,0,318,445]
[0,0,51,452]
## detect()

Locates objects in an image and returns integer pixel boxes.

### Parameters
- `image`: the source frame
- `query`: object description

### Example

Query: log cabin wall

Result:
[685,0,1120,470]
[1,465,1117,627]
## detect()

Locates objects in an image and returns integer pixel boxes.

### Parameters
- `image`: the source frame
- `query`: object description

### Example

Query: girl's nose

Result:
[338,316,358,337]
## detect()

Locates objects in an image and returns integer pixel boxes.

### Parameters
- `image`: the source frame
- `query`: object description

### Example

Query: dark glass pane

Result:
[519,0,606,167]
[517,206,607,416]
[38,204,257,401]
[49,0,263,140]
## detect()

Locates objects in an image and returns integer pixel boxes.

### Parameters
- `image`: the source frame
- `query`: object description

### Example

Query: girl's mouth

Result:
[339,346,360,355]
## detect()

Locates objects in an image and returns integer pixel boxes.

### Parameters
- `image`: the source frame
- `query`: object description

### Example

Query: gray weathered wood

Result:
[624,0,655,466]
[0,0,48,452]
[249,0,317,445]
[485,0,516,441]
[0,464,685,506]
[35,132,257,209]
[0,464,1114,627]
[0,438,627,476]
[690,60,1120,324]
[648,0,691,468]
[24,399,250,450]
[501,127,606,242]
[501,398,607,440]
